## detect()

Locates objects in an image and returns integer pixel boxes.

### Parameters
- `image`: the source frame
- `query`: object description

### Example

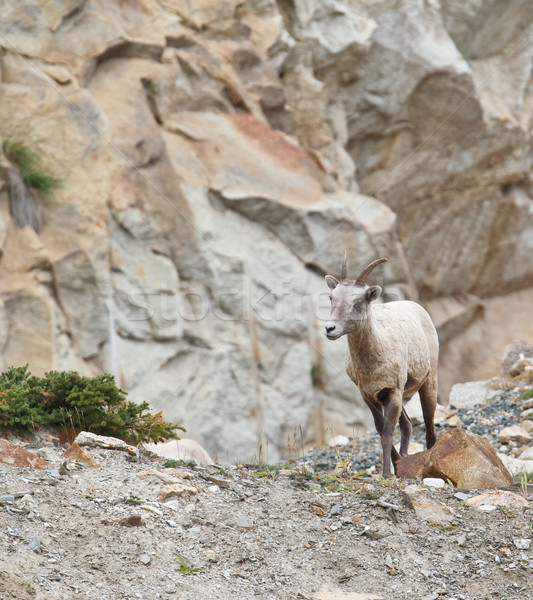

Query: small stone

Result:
[520,408,533,421]
[0,495,15,503]
[140,505,163,517]
[518,446,533,460]
[446,415,464,427]
[163,468,192,480]
[28,537,41,552]
[477,504,498,512]
[422,477,446,489]
[120,515,143,527]
[235,516,254,529]
[157,484,197,500]
[139,554,151,565]
[498,547,512,557]
[207,476,230,488]
[509,358,533,377]
[328,435,350,447]
[312,585,384,599]
[454,492,470,501]
[465,491,528,510]
[139,470,182,485]
[456,534,466,546]
[310,505,325,516]
[352,514,362,525]
[513,538,531,550]
[521,420,533,434]
[402,484,455,526]
[62,442,99,467]
[497,425,531,445]
[207,485,220,494]
[165,519,179,528]
[329,503,342,516]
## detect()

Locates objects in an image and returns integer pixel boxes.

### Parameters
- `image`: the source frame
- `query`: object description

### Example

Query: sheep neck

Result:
[346,313,385,361]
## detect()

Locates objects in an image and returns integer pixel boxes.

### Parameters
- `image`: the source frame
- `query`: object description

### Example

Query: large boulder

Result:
[396,429,514,489]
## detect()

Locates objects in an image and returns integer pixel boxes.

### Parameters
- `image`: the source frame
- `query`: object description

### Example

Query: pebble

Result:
[120,515,143,527]
[235,516,254,529]
[423,478,446,489]
[139,554,151,565]
[28,537,41,552]
[513,538,531,550]
[329,503,342,516]
[328,435,350,447]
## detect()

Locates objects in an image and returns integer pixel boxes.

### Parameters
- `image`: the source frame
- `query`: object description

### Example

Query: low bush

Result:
[2,135,62,195]
[0,365,184,444]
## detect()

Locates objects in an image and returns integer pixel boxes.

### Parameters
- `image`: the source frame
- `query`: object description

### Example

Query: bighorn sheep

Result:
[324,254,438,478]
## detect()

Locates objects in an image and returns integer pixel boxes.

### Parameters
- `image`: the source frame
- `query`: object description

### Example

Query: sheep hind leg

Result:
[419,375,437,449]
[398,408,412,457]
[381,391,403,479]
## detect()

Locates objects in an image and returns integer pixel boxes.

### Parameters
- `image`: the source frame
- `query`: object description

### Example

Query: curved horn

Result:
[340,250,347,280]
[355,257,388,286]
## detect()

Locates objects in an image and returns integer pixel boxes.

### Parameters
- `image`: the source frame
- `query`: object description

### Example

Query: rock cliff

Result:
[1,0,533,461]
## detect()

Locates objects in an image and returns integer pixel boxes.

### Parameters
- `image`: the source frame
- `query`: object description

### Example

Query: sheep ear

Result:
[366,285,381,302]
[325,275,339,290]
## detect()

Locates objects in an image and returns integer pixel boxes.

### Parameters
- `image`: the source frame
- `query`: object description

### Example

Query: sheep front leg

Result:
[363,396,402,467]
[381,391,403,479]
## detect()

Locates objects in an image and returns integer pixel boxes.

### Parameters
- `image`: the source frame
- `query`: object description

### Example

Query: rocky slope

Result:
[1,1,533,461]
[0,379,532,600]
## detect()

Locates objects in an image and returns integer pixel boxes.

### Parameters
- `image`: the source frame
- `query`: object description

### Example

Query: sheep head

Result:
[324,254,388,340]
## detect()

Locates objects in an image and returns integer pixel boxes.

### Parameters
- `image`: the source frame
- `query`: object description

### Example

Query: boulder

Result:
[401,484,455,526]
[464,490,528,510]
[144,438,214,466]
[62,442,99,467]
[0,439,49,469]
[448,380,501,410]
[73,431,138,456]
[498,453,533,477]
[396,429,514,489]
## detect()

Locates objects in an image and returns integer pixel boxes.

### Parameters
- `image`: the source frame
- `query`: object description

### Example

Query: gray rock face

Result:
[1,0,533,460]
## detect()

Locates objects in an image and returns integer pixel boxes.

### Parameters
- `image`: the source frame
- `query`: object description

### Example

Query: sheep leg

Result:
[419,375,437,449]
[381,391,403,479]
[398,408,412,457]
[363,398,401,470]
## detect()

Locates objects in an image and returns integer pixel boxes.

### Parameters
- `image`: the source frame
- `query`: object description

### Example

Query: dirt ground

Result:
[0,431,532,600]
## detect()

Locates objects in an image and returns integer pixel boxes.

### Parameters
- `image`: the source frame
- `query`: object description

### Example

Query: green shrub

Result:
[0,365,184,444]
[2,136,62,195]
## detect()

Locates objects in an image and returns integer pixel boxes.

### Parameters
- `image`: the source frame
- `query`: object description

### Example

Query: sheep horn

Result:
[340,250,347,280]
[355,258,388,286]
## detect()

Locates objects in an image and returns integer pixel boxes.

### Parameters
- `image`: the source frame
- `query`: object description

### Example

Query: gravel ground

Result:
[299,387,528,475]
[0,386,532,600]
